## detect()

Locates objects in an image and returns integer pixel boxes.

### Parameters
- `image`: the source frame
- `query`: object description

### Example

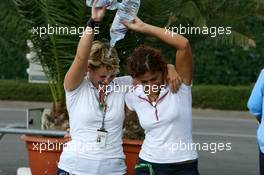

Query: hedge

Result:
[0,80,254,111]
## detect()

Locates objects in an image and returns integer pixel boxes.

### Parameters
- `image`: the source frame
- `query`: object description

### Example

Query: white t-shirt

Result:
[125,84,198,163]
[58,75,132,174]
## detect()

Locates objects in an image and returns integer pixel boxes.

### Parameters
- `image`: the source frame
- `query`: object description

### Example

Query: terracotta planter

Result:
[22,135,142,175]
[123,139,143,175]
[21,135,67,175]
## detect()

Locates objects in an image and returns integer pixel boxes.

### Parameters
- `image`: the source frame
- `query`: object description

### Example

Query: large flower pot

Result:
[123,139,143,175]
[21,135,67,175]
[22,135,142,175]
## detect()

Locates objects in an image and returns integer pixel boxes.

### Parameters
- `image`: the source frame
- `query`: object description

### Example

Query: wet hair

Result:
[128,45,167,79]
[88,40,120,73]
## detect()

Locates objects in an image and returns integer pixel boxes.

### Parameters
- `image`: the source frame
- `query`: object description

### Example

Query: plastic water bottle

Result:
[109,0,141,48]
[86,0,120,10]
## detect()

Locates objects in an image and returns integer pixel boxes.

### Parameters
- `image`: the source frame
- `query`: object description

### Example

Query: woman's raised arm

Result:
[64,1,107,91]
[123,16,192,85]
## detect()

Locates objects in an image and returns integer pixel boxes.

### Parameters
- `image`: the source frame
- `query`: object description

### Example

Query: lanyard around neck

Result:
[95,89,109,131]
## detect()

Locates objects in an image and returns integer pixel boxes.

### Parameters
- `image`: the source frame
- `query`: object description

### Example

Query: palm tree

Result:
[11,0,86,130]
[9,0,263,130]
[10,0,117,130]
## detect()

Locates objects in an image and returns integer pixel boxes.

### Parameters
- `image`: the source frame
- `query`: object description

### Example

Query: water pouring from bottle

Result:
[109,0,140,48]
[86,0,141,58]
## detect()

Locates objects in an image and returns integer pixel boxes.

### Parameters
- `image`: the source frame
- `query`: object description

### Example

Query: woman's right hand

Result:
[91,0,108,22]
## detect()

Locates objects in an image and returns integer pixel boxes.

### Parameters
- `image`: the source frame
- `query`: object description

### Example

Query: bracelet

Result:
[87,17,100,30]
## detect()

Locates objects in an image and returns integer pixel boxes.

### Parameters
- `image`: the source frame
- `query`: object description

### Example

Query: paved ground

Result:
[0,101,260,175]
[192,109,258,175]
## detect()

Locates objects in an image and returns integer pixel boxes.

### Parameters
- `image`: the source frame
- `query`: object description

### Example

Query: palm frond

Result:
[176,0,207,27]
[213,30,256,48]
[13,0,87,107]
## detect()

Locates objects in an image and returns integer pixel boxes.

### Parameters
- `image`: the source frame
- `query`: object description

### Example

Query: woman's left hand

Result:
[167,64,182,93]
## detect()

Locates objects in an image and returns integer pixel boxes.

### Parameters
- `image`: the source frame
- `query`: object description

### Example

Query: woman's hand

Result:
[91,0,108,22]
[167,64,182,93]
[122,16,146,33]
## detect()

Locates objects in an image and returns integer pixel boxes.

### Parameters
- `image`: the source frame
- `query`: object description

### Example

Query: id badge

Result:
[96,129,108,148]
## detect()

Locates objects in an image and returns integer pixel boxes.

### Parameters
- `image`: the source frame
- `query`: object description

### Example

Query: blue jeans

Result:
[135,158,200,175]
[260,149,264,175]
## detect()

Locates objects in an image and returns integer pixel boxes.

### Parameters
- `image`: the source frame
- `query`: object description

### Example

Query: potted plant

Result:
[11,0,260,174]
[123,113,144,175]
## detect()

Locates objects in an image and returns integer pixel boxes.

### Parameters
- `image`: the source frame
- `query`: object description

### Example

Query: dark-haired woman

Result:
[123,17,199,175]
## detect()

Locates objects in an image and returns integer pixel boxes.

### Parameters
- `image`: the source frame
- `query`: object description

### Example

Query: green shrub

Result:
[0,80,52,101]
[192,85,252,110]
[0,80,254,111]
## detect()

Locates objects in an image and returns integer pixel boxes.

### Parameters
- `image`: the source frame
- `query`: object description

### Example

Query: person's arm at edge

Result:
[247,69,264,124]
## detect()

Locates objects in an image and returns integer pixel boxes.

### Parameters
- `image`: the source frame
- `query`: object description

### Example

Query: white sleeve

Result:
[177,83,192,107]
[178,83,192,94]
[125,93,135,111]
[64,76,88,111]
